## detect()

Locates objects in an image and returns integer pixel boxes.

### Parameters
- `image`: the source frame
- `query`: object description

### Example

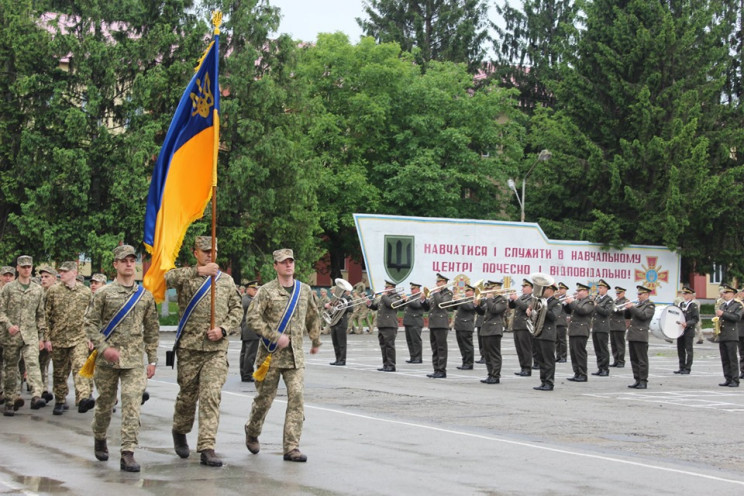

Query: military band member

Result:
[328,288,353,366]
[475,306,485,364]
[479,280,508,384]
[555,282,569,363]
[715,284,742,387]
[737,289,744,380]
[509,279,534,376]
[85,245,159,472]
[45,261,95,414]
[427,273,453,379]
[533,283,561,391]
[564,283,594,382]
[675,286,699,375]
[244,248,322,463]
[610,286,628,367]
[240,280,261,380]
[402,282,429,363]
[591,279,613,376]
[624,285,655,389]
[167,236,243,467]
[368,280,401,371]
[453,285,483,370]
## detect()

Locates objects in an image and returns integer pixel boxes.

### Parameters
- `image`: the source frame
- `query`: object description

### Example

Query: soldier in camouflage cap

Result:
[0,255,48,415]
[45,261,94,415]
[85,244,159,472]
[244,248,322,462]
[37,265,58,403]
[166,236,242,467]
[0,266,15,404]
[1,266,15,287]
[90,273,108,293]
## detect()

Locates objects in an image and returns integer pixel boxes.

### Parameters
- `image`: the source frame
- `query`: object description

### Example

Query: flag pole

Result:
[210,11,221,330]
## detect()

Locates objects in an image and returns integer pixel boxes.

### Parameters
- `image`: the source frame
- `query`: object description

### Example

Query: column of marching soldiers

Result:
[321,272,744,392]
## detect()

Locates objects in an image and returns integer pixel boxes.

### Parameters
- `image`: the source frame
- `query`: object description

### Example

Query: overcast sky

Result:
[268,0,366,43]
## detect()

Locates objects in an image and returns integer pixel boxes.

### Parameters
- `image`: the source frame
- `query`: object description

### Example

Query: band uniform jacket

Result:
[535,296,562,342]
[165,267,243,352]
[479,296,508,336]
[625,299,656,343]
[0,280,47,347]
[610,296,629,331]
[428,289,453,329]
[717,299,743,342]
[508,294,532,331]
[84,281,159,369]
[330,295,354,330]
[556,299,568,328]
[369,292,402,328]
[566,297,594,337]
[241,294,259,341]
[679,300,699,333]
[403,296,430,327]
[592,294,613,333]
[245,279,322,369]
[454,300,484,332]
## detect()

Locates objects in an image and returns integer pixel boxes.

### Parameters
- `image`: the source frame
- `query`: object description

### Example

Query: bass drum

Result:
[649,305,685,342]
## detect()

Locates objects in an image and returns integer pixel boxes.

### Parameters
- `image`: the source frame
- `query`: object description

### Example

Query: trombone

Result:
[391,289,428,309]
[438,281,487,309]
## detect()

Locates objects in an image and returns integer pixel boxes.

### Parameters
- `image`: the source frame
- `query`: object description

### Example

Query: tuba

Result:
[322,278,354,326]
[527,272,555,336]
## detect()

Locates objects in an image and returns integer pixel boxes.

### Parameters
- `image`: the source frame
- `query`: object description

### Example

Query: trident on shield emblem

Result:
[384,235,414,283]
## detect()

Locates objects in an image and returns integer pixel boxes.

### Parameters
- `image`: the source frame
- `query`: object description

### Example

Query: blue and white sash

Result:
[262,281,301,352]
[101,284,145,340]
[175,271,222,342]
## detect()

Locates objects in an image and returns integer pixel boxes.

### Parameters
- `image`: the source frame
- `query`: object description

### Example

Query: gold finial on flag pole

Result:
[212,11,222,35]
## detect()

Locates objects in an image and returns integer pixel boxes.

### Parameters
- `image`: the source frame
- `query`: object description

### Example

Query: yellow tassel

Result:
[78,350,98,379]
[253,354,272,382]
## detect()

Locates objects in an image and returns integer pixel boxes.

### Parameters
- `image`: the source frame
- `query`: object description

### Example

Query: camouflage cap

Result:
[194,236,217,251]
[17,255,32,267]
[113,244,136,260]
[58,261,77,272]
[273,248,294,262]
[1,266,15,275]
[91,273,107,283]
[37,265,57,276]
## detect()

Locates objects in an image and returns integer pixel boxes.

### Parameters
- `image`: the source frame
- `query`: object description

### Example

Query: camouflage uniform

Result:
[166,266,242,452]
[46,279,93,405]
[85,280,159,452]
[0,266,14,399]
[37,265,58,397]
[0,278,47,403]
[245,278,322,454]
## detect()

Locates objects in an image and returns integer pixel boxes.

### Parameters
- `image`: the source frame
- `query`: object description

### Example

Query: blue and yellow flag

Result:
[143,23,220,302]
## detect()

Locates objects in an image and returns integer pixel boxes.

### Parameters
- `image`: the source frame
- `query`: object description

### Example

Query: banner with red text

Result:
[354,214,680,303]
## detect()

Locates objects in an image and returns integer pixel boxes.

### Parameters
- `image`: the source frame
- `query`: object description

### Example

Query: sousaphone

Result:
[528,272,555,336]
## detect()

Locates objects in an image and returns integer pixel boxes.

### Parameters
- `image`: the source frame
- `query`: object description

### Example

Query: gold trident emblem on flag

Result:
[190,73,214,118]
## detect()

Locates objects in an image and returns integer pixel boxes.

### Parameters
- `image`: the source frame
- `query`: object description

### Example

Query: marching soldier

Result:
[0,256,48,415]
[85,245,159,472]
[533,283,561,391]
[564,283,594,382]
[402,282,429,363]
[240,281,261,381]
[479,280,508,384]
[45,261,94,414]
[610,286,628,367]
[368,280,401,371]
[715,284,742,387]
[555,282,569,363]
[426,273,453,379]
[167,236,243,467]
[454,285,483,370]
[624,285,655,389]
[509,279,534,377]
[675,286,699,375]
[37,265,58,403]
[591,279,613,376]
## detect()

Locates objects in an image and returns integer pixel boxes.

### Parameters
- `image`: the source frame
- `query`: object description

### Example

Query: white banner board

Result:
[354,214,680,304]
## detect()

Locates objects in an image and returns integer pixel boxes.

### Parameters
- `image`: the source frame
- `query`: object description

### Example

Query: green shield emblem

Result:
[384,235,414,283]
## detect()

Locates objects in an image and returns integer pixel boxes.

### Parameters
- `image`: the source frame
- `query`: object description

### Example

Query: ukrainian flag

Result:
[143,30,220,302]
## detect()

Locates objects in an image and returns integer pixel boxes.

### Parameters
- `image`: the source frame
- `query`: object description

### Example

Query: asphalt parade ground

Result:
[1,330,744,495]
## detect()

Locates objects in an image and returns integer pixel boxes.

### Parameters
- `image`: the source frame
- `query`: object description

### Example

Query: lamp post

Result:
[507,149,551,222]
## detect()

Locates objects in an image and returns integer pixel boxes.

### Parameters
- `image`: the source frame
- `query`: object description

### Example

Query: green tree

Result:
[357,0,491,72]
